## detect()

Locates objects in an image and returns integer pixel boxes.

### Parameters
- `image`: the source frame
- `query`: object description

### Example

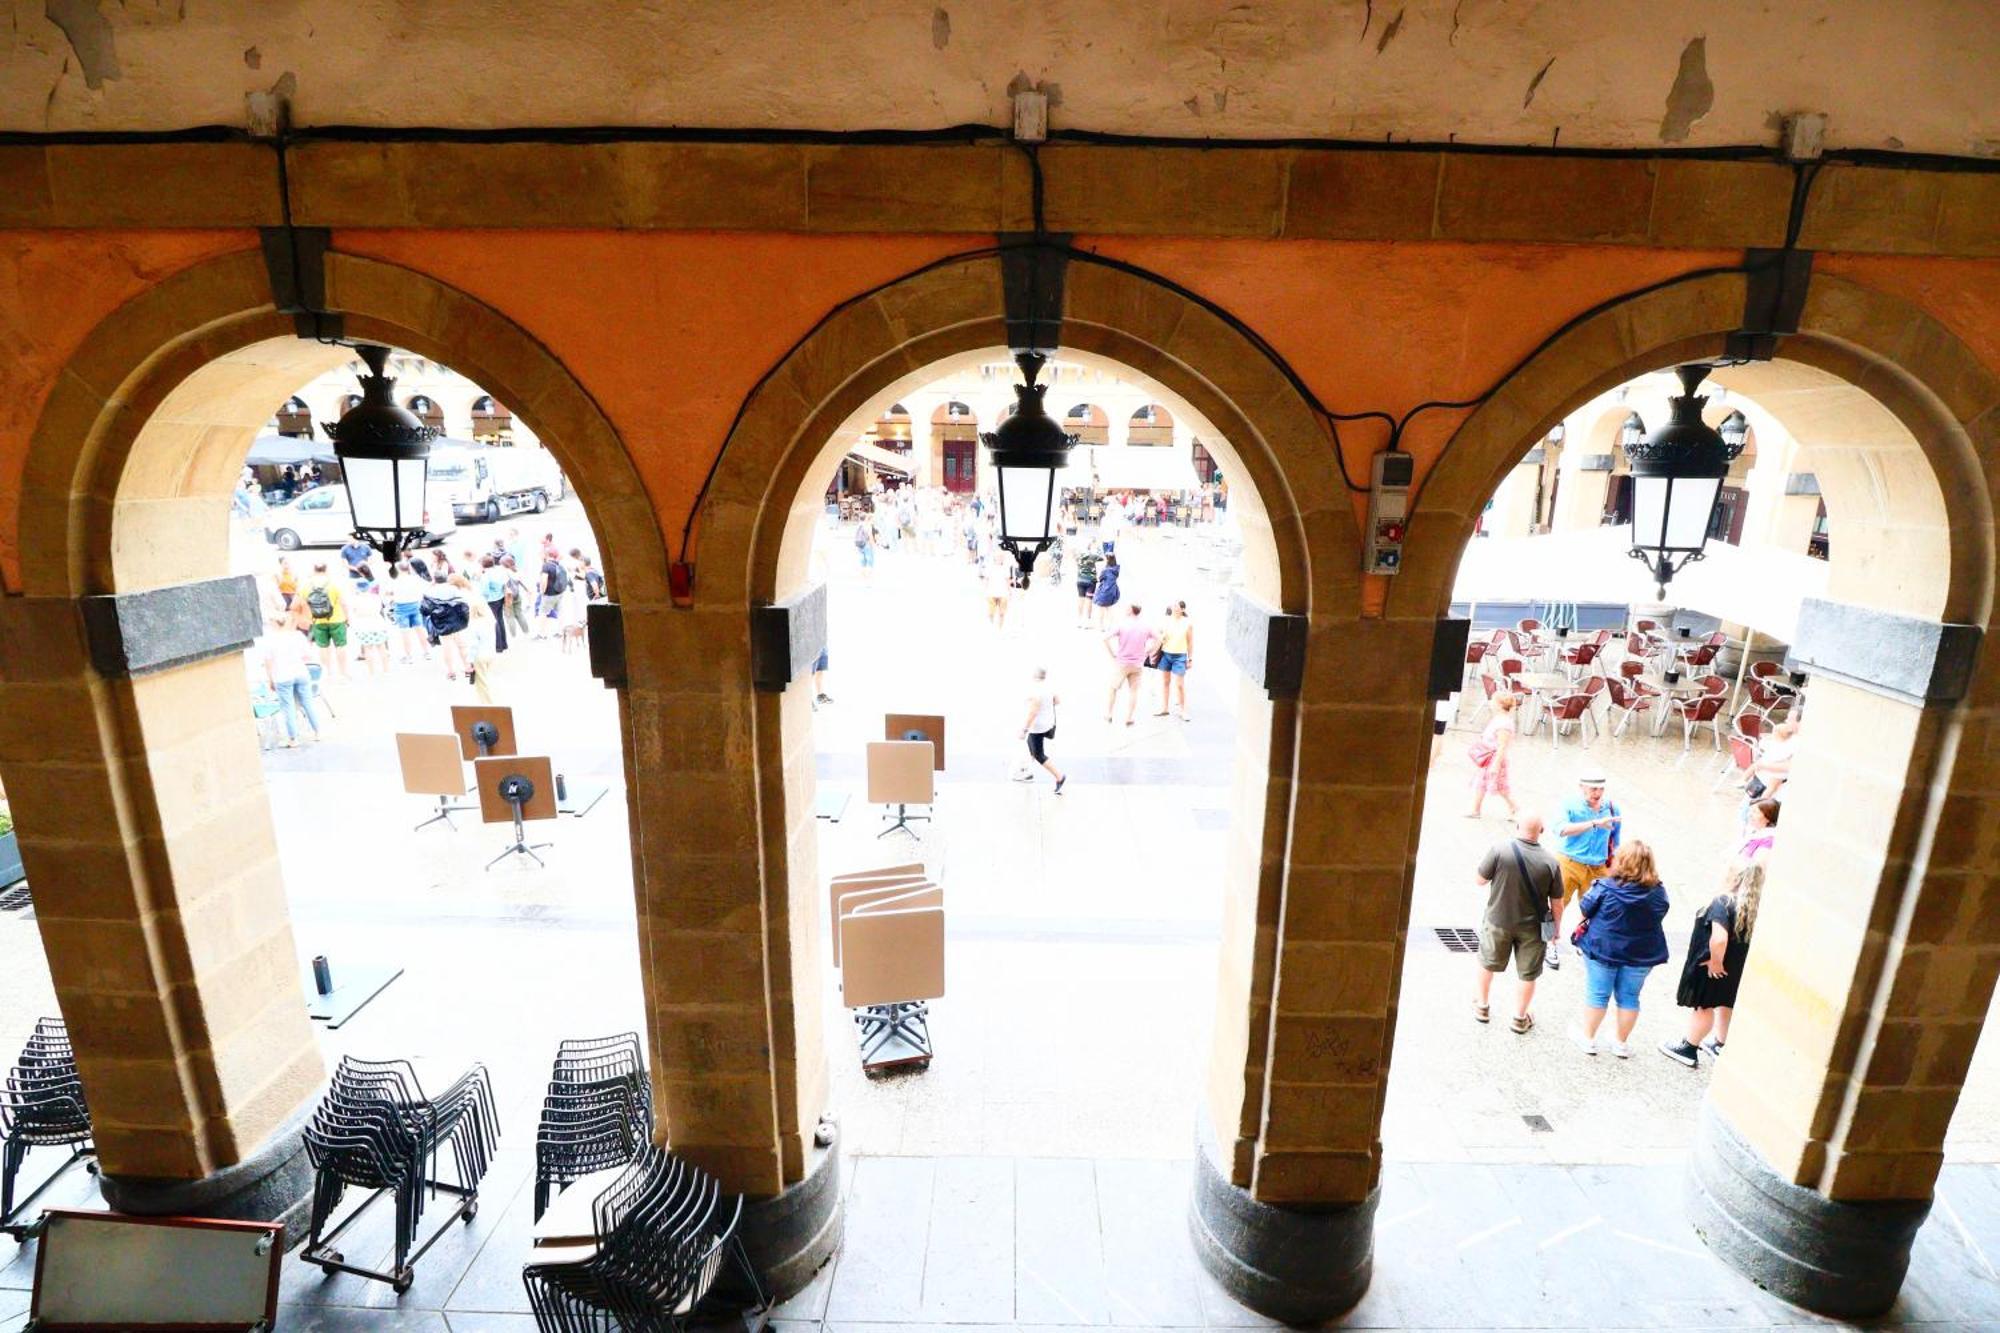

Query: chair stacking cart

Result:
[301,1055,499,1294]
[523,1143,767,1332]
[0,1017,95,1240]
[534,1033,654,1223]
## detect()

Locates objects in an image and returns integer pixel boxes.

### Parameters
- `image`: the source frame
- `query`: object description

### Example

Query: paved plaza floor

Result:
[0,507,1995,1328]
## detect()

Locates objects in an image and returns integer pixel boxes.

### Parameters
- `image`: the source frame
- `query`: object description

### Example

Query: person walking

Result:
[345,575,391,677]
[477,554,509,653]
[420,576,473,681]
[1103,604,1158,727]
[1091,552,1123,629]
[1472,812,1562,1033]
[387,560,430,664]
[1017,666,1067,792]
[982,547,1014,630]
[1467,693,1521,819]
[501,555,535,644]
[1660,860,1765,1067]
[536,547,569,637]
[1153,600,1194,720]
[1549,769,1622,969]
[300,562,350,680]
[259,609,322,747]
[1568,840,1671,1058]
[854,517,880,573]
[1073,546,1102,628]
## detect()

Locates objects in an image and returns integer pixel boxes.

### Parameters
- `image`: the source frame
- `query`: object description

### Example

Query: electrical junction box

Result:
[1365,451,1413,574]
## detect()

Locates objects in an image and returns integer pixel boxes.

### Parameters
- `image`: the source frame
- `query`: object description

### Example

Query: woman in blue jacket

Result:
[1091,553,1122,629]
[1569,839,1670,1058]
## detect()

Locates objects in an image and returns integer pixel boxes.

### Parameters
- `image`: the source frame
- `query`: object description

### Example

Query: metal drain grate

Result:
[1521,1114,1553,1133]
[0,883,32,918]
[1434,927,1481,954]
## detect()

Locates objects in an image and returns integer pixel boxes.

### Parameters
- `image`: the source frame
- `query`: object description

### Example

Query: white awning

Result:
[1065,444,1199,493]
[845,441,914,476]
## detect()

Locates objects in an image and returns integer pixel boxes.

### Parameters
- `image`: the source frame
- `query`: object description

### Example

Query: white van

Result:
[428,442,566,522]
[261,486,457,551]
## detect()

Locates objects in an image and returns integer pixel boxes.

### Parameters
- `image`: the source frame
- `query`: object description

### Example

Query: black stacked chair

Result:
[534,1033,653,1222]
[300,1055,499,1294]
[523,1143,766,1332]
[0,1017,95,1240]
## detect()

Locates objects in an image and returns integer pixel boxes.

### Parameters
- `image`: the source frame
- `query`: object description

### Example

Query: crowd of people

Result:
[836,482,1217,792]
[247,524,606,747]
[1466,693,1798,1069]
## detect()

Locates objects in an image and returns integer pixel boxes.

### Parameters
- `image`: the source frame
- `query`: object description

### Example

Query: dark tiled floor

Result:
[6,1151,1995,1330]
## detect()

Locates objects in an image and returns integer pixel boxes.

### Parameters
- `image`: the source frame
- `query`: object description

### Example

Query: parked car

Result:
[261,486,456,551]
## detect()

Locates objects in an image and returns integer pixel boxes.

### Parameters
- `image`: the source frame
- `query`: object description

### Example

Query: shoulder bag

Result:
[1511,844,1558,942]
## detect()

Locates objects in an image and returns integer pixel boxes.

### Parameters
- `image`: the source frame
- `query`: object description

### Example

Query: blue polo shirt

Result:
[1556,797,1620,866]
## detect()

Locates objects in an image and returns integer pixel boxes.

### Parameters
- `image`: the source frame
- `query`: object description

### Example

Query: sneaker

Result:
[1568,1026,1598,1056]
[1012,770,1035,782]
[1610,1041,1633,1059]
[1658,1038,1699,1068]
[1700,1037,1724,1058]
[1546,946,1561,972]
[1054,776,1067,795]
[817,693,834,704]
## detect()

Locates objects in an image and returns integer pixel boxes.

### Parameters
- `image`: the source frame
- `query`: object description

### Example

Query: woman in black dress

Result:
[1658,860,1764,1068]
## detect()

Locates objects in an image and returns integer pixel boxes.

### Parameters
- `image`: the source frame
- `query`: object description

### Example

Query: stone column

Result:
[0,582,324,1228]
[609,587,841,1302]
[1690,597,1992,1318]
[1191,600,1438,1324]
[906,413,935,488]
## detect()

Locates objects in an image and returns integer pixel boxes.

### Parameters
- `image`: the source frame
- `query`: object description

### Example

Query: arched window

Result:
[407,395,446,433]
[470,394,513,441]
[275,395,312,439]
[1128,403,1175,446]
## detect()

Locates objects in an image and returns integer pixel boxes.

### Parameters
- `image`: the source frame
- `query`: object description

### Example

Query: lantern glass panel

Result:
[1665,475,1722,549]
[342,455,428,536]
[996,464,1057,547]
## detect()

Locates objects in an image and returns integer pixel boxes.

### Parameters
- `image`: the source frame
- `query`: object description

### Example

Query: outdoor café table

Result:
[1511,670,1574,728]
[1640,674,1713,734]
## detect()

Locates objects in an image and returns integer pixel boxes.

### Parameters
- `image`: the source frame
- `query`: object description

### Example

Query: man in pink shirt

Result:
[1104,603,1159,726]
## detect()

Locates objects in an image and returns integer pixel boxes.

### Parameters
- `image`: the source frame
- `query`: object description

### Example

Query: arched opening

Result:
[930,400,980,494]
[275,395,313,439]
[1383,270,1996,1312]
[406,393,446,434]
[685,254,1353,1253]
[469,393,513,442]
[0,251,676,1237]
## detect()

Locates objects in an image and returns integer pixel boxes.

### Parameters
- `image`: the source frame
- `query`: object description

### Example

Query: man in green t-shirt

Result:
[1473,813,1563,1033]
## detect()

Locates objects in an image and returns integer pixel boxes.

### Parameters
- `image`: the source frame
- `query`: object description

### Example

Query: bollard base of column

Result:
[1687,1103,1931,1320]
[734,1136,843,1305]
[97,1101,315,1245]
[1188,1133,1377,1325]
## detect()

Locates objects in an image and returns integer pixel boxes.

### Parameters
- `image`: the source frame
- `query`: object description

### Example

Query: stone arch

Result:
[1386,268,2000,1313]
[679,252,1368,1226]
[16,247,669,603]
[1388,271,1994,623]
[0,246,674,1198]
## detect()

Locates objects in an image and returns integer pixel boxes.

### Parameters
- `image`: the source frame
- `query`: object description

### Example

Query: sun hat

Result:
[1576,768,1608,786]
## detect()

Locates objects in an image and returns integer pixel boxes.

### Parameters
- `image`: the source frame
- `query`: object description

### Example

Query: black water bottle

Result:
[312,955,333,996]
[556,773,568,802]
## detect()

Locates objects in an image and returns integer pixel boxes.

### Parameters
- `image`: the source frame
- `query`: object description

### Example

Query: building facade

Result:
[0,3,1996,1321]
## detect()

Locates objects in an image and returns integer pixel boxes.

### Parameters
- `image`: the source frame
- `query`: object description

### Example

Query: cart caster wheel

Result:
[393,1269,414,1295]
[84,1162,100,1175]
[462,1199,479,1221]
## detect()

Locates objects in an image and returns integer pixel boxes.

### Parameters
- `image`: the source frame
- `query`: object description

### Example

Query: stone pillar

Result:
[1191,600,1434,1323]
[611,588,841,1301]
[906,414,934,488]
[0,583,324,1229]
[1689,598,1992,1318]
[1551,465,1610,534]
[1484,463,1539,538]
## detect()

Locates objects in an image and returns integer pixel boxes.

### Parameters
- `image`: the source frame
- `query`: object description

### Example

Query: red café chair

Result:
[1544,693,1598,749]
[1464,640,1488,688]
[1467,674,1500,726]
[1733,709,1766,742]
[1635,619,1662,635]
[1605,677,1657,738]
[1560,640,1602,677]
[1679,642,1721,671]
[1715,733,1758,790]
[1699,673,1730,696]
[1582,675,1607,697]
[1517,618,1543,634]
[1618,659,1647,681]
[1498,656,1525,680]
[1749,661,1783,681]
[1671,692,1727,751]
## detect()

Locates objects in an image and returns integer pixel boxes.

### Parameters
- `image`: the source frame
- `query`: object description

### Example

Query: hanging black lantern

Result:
[331,344,433,567]
[981,351,1076,574]
[1625,364,1744,597]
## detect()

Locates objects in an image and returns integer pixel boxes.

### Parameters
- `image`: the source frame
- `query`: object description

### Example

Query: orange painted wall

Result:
[1,230,1995,598]
[0,230,260,588]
